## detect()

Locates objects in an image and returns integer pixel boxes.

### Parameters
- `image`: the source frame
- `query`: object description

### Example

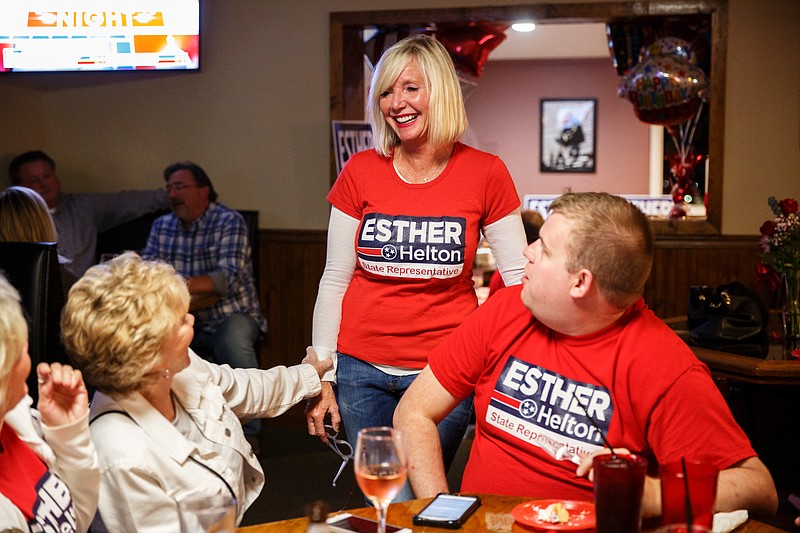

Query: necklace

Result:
[419,159,444,183]
[394,154,446,184]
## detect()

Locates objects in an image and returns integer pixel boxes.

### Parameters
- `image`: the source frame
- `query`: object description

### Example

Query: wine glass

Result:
[177,493,237,533]
[354,426,408,533]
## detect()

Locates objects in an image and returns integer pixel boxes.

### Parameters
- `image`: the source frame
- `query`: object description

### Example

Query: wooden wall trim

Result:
[645,234,763,318]
[258,229,327,370]
[257,230,765,368]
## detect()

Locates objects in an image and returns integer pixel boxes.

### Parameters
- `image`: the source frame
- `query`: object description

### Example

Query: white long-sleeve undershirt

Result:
[311,207,528,382]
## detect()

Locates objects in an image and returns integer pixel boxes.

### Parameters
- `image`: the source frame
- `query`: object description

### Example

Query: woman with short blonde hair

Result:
[61,255,189,396]
[62,252,331,531]
[368,35,467,156]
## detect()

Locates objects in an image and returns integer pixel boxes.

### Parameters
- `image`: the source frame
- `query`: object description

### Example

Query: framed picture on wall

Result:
[540,98,597,173]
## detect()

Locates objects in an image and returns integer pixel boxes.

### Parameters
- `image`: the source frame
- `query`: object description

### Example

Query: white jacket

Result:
[89,350,321,532]
[0,396,100,532]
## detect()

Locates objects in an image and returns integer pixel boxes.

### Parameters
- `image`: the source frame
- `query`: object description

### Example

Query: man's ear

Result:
[569,269,593,299]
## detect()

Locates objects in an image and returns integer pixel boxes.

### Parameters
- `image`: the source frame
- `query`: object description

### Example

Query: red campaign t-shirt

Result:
[328,143,520,367]
[0,424,77,531]
[429,286,756,500]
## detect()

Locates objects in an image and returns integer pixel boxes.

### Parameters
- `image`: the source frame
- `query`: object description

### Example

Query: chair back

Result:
[0,242,68,400]
[96,208,260,290]
[237,210,260,291]
[96,209,170,262]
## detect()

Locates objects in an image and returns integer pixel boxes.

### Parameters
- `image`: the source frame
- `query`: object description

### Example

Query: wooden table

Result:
[690,345,800,385]
[236,494,787,532]
[666,320,800,385]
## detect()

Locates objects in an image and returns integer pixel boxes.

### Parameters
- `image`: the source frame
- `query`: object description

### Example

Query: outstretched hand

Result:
[36,362,89,427]
[301,346,334,379]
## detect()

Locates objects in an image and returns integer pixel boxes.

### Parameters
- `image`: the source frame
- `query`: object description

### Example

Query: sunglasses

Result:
[324,424,354,487]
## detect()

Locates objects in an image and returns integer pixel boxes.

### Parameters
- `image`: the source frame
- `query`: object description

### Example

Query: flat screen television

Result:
[0,1,199,73]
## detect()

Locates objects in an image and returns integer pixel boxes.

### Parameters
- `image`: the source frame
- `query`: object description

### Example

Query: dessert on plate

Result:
[537,502,570,524]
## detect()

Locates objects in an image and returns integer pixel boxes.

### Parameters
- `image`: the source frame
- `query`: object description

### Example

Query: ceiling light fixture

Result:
[511,22,536,32]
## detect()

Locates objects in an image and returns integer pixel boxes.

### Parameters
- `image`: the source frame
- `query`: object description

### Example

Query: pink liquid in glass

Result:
[356,466,407,505]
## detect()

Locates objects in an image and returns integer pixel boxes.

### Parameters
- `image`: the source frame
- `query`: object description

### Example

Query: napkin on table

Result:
[713,510,748,533]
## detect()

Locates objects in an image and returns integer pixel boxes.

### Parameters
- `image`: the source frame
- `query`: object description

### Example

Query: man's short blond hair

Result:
[0,275,27,402]
[549,192,654,309]
[61,252,190,396]
[368,34,467,157]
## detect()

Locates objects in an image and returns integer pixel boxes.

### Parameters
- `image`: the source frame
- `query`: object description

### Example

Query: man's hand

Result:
[305,381,340,443]
[36,362,89,427]
[574,447,633,480]
[575,448,661,517]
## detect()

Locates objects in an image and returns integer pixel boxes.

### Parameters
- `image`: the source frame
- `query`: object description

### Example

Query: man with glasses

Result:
[142,161,266,451]
[8,150,168,276]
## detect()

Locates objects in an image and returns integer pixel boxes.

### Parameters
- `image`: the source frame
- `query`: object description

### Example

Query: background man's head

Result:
[521,209,544,244]
[8,151,61,209]
[163,161,217,224]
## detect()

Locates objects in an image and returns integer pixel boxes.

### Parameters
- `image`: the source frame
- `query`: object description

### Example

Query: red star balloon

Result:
[435,21,508,78]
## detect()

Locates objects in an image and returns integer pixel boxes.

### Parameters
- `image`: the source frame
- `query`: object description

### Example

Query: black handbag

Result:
[687,282,769,357]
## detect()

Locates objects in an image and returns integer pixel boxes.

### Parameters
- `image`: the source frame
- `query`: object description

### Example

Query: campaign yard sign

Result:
[332,121,373,174]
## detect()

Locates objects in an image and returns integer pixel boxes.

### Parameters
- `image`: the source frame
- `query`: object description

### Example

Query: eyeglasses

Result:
[324,424,353,487]
[164,183,199,193]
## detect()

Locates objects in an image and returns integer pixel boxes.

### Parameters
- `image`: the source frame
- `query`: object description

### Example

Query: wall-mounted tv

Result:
[0,1,199,73]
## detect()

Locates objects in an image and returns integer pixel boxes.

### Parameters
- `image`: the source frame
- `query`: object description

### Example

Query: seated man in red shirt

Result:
[395,192,777,519]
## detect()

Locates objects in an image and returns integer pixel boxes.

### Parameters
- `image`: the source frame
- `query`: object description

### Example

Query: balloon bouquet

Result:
[617,37,709,219]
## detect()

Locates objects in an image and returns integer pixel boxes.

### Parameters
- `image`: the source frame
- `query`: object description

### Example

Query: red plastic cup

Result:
[593,454,648,533]
[660,460,719,529]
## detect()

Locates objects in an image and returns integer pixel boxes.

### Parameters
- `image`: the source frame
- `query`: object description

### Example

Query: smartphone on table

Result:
[412,493,481,529]
[326,513,411,533]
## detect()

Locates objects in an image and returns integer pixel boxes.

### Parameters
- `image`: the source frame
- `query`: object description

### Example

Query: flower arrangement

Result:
[759,197,800,273]
[758,196,800,358]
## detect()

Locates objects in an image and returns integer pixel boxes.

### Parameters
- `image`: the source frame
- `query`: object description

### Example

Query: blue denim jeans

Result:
[335,353,474,502]
[191,312,262,436]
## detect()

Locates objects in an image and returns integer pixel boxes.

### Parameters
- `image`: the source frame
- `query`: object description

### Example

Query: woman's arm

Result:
[306,207,358,439]
[482,209,528,286]
[36,362,99,533]
[311,207,358,377]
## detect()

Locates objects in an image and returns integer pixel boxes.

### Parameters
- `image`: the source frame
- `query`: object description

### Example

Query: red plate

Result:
[511,499,596,530]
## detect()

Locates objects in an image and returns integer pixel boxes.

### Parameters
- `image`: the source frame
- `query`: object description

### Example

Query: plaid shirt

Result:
[142,203,266,333]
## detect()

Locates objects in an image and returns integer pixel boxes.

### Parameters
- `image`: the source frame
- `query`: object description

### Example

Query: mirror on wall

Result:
[330,1,727,235]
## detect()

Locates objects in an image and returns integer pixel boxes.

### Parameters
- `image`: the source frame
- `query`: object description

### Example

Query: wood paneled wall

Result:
[645,235,764,318]
[257,230,764,369]
[259,229,328,369]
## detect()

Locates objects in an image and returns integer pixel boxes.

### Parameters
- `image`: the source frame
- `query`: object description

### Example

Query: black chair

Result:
[96,209,169,262]
[237,210,260,292]
[97,210,259,288]
[0,242,69,402]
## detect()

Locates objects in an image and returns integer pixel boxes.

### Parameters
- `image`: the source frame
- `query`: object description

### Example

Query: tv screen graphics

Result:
[0,1,199,72]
